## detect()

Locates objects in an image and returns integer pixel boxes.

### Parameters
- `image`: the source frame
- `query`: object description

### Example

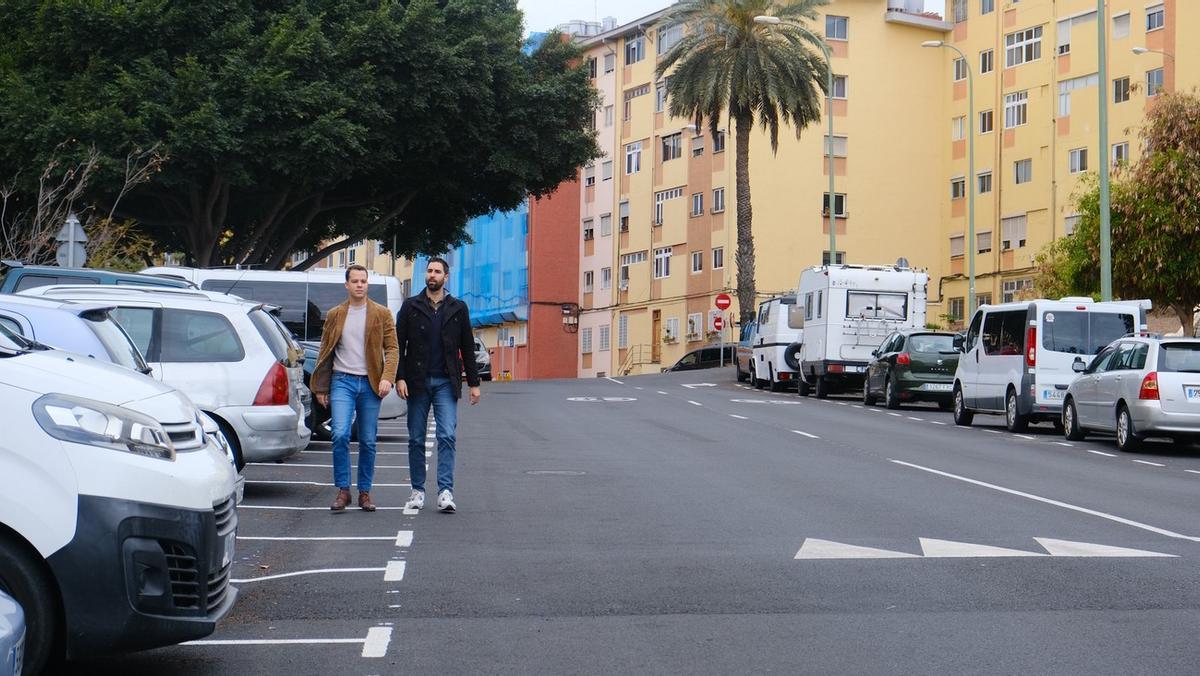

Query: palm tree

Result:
[657,0,830,324]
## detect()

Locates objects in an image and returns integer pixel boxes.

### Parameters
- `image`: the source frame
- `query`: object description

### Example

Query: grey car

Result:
[1062,335,1200,451]
[474,335,492,381]
[0,295,151,375]
[0,589,24,676]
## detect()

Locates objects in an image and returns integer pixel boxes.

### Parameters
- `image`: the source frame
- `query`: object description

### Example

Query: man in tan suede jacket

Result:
[311,265,399,512]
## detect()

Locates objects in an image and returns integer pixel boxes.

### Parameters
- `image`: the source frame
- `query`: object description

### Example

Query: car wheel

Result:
[797,378,811,397]
[310,401,332,442]
[814,375,829,399]
[736,362,748,382]
[1063,398,1086,441]
[953,385,974,426]
[216,418,246,471]
[862,379,877,406]
[0,537,61,676]
[1005,388,1029,433]
[937,400,953,411]
[1115,405,1143,452]
[884,376,901,410]
[751,365,765,390]
[769,367,786,392]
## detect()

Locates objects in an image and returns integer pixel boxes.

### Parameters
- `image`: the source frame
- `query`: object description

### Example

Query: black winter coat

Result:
[395,293,480,399]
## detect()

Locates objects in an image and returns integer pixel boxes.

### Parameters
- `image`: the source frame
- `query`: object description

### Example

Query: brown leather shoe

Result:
[330,488,351,511]
[358,491,377,512]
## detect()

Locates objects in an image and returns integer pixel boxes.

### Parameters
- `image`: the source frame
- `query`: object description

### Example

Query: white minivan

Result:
[0,323,239,673]
[952,296,1150,431]
[749,296,804,392]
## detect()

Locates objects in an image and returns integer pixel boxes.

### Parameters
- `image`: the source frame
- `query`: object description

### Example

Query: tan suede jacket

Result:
[311,299,400,397]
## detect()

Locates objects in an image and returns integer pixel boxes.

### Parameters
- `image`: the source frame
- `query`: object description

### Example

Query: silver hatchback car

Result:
[1062,335,1200,450]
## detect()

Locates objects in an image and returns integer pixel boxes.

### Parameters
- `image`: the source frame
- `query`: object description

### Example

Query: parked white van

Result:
[749,296,804,391]
[796,264,930,398]
[952,296,1150,431]
[0,323,239,673]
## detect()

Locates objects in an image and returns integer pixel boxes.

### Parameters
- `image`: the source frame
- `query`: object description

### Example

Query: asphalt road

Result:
[74,368,1200,675]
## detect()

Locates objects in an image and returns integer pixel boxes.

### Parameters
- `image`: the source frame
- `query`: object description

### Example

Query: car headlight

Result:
[32,393,176,461]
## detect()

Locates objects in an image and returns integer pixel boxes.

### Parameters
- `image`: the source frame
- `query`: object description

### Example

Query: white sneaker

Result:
[436,489,456,513]
[404,490,425,510]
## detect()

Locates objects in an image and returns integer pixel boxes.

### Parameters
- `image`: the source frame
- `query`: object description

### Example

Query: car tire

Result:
[953,385,974,426]
[1063,398,1087,441]
[769,367,786,392]
[1005,388,1029,433]
[862,380,877,406]
[884,376,901,410]
[736,361,748,382]
[0,536,61,676]
[216,418,246,471]
[814,375,829,399]
[751,365,765,390]
[1115,405,1143,452]
[937,400,953,412]
[797,378,811,397]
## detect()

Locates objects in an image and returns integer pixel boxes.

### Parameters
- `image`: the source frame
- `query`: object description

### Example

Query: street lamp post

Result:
[754,15,836,268]
[1098,0,1111,301]
[923,40,976,316]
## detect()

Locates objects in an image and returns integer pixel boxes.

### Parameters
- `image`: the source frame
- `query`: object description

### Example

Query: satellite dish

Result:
[896,257,909,268]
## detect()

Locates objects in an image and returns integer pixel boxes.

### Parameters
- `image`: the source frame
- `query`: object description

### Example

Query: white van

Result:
[796,264,930,398]
[140,266,405,342]
[749,296,804,391]
[0,323,239,673]
[952,296,1150,431]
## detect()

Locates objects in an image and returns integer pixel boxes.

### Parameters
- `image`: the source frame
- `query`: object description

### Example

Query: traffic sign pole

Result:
[714,294,731,367]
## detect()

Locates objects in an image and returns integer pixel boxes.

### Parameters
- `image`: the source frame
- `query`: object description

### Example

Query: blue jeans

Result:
[406,376,458,494]
[330,372,383,492]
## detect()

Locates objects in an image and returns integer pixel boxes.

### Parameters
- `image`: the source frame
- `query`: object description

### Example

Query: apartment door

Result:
[652,310,662,363]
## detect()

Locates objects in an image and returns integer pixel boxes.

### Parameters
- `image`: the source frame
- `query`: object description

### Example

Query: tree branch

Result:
[291,190,417,271]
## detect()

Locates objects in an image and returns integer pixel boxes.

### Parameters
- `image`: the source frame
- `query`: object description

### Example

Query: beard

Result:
[426,278,444,292]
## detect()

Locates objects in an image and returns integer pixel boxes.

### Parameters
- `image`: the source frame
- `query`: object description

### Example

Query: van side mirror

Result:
[1072,359,1086,373]
[953,335,965,351]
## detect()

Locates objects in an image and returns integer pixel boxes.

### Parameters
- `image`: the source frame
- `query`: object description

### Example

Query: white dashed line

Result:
[1186,470,1200,475]
[887,412,903,417]
[836,402,849,406]
[851,405,863,409]
[361,627,393,658]
[239,505,414,511]
[605,377,624,385]
[1088,450,1118,457]
[688,400,702,406]
[1132,460,1165,467]
[232,567,387,584]
[907,416,924,421]
[983,429,1001,434]
[250,463,408,469]
[1054,442,1074,447]
[384,561,407,581]
[729,414,748,420]
[1015,434,1035,440]
[930,421,947,425]
[658,391,668,395]
[244,480,410,488]
[792,430,820,439]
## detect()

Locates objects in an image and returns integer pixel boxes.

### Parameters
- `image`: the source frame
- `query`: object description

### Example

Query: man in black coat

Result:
[396,257,481,513]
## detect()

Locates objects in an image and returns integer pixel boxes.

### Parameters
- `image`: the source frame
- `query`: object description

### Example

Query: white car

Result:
[21,285,311,468]
[0,322,239,673]
[749,296,803,392]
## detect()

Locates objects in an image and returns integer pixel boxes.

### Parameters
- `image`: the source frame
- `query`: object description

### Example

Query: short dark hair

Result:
[345,264,369,281]
[428,257,450,274]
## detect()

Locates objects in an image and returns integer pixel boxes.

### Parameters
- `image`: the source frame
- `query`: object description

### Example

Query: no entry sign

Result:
[715,293,732,311]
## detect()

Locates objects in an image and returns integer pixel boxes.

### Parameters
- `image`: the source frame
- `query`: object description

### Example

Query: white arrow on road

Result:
[681,383,717,389]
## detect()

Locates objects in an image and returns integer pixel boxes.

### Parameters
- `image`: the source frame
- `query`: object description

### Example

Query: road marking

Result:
[836,402,849,406]
[729,414,748,420]
[361,627,393,658]
[688,400,702,406]
[795,539,917,559]
[235,531,413,546]
[1054,442,1074,447]
[1034,538,1176,558]
[1015,434,1035,440]
[682,383,716,389]
[887,412,903,418]
[605,377,624,385]
[1088,450,1118,457]
[249,463,408,469]
[1186,470,1200,475]
[983,429,1001,434]
[395,531,413,547]
[634,387,644,390]
[851,405,863,409]
[244,481,410,488]
[239,505,414,512]
[920,538,1045,558]
[232,567,387,583]
[658,391,668,395]
[301,451,409,456]
[1132,460,1165,467]
[930,421,947,425]
[867,408,881,413]
[907,416,924,421]
[795,537,1176,559]
[384,560,407,581]
[888,459,1200,542]
[185,626,395,659]
[792,430,820,439]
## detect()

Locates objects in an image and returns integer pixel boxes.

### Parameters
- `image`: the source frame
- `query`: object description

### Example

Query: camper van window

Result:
[846,292,908,320]
[758,302,771,325]
[982,310,1026,356]
[788,302,804,329]
[804,293,814,321]
[1041,311,1135,355]
[816,290,823,319]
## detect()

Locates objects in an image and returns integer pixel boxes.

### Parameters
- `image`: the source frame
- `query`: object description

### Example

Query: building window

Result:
[948,297,965,322]
[713,247,724,269]
[980,49,994,75]
[583,270,594,292]
[831,75,848,99]
[976,293,993,306]
[655,80,669,112]
[953,57,968,82]
[822,251,847,265]
[712,130,726,153]
[691,135,704,156]
[712,187,725,213]
[601,267,612,289]
[1058,74,1098,116]
[979,109,994,134]
[604,105,614,126]
[664,317,680,342]
[1112,13,1130,40]
[619,201,630,232]
[1002,215,1028,250]
[1068,147,1088,174]
[1145,4,1165,32]
[654,187,683,225]
[952,0,967,24]
[588,57,597,78]
[601,160,613,181]
[1056,11,1097,56]
[951,116,966,141]
[687,312,703,340]
[1005,26,1042,68]
[600,214,612,237]
[625,141,642,174]
[347,247,357,264]
[1114,76,1130,103]
[691,251,703,273]
[581,327,593,353]
[980,0,994,15]
[583,219,594,241]
[625,34,645,64]
[604,53,616,73]
[619,251,647,289]
[950,235,965,258]
[977,231,993,254]
[1002,278,1033,303]
[599,324,611,351]
[824,134,848,157]
[1014,158,1033,184]
[584,164,596,187]
[657,23,683,55]
[978,171,993,194]
[1146,68,1164,96]
[1064,215,1080,236]
[618,314,628,347]
[1112,141,1129,166]
[653,247,672,279]
[951,177,966,200]
[1004,91,1028,128]
[690,192,704,217]
[826,15,848,40]
[661,133,682,161]
[623,83,649,120]
[822,193,847,218]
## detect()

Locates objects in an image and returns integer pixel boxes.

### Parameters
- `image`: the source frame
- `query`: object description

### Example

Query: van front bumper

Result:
[46,493,238,660]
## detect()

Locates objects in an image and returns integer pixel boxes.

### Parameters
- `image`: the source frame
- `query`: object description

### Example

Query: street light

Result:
[923,40,976,316]
[1132,46,1176,59]
[1098,0,1111,300]
[754,14,838,268]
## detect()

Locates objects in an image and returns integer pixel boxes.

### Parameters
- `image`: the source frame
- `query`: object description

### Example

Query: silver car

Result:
[1062,335,1200,451]
[0,589,24,676]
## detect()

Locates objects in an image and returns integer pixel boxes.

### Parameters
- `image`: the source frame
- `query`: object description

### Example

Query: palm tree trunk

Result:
[733,112,757,325]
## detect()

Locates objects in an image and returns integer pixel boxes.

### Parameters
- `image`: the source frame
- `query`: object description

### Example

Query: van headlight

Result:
[32,394,177,461]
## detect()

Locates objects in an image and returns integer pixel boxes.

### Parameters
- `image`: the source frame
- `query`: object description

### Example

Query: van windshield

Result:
[1041,311,1135,355]
[1159,343,1200,373]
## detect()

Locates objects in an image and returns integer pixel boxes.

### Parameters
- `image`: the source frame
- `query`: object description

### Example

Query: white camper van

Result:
[749,296,804,391]
[796,265,929,398]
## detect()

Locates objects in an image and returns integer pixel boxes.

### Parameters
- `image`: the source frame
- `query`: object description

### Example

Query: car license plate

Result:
[925,383,953,392]
[1042,389,1066,401]
[1186,386,1200,402]
[222,530,236,569]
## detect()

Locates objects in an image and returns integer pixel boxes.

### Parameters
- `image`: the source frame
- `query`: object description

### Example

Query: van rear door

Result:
[1037,308,1135,407]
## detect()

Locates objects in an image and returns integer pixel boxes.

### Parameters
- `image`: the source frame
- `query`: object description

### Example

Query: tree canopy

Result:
[0,0,599,268]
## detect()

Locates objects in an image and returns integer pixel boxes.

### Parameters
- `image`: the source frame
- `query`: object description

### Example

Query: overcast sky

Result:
[518,0,946,34]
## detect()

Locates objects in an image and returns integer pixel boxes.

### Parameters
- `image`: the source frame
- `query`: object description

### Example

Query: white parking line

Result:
[729,414,748,420]
[792,430,820,439]
[887,412,903,418]
[907,416,924,421]
[185,627,393,659]
[300,451,409,456]
[1015,434,1035,440]
[237,531,412,546]
[239,505,417,513]
[930,421,947,426]
[1087,450,1118,457]
[889,458,1200,542]
[836,402,849,406]
[384,560,407,581]
[688,400,702,406]
[232,567,387,583]
[605,377,624,385]
[1186,470,1200,475]
[1132,460,1166,467]
[658,391,668,395]
[244,481,410,488]
[252,463,408,469]
[361,627,393,658]
[1054,442,1074,447]
[983,429,1001,434]
[851,405,863,409]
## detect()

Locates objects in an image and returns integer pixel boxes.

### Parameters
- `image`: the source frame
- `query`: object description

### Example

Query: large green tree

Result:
[0,0,598,268]
[1035,90,1200,335]
[657,0,829,323]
